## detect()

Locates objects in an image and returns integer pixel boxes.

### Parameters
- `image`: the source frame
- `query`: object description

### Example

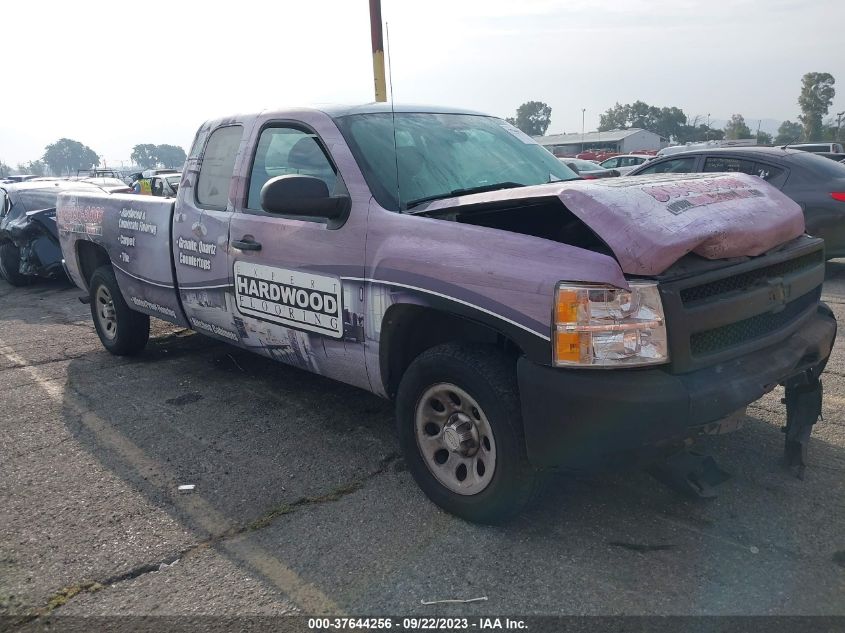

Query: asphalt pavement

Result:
[1,264,844,626]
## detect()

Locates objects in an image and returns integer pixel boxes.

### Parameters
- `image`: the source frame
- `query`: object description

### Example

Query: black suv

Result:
[628,147,845,258]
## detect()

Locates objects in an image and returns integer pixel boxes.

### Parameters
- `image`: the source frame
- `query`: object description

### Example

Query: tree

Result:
[677,124,724,143]
[597,101,687,140]
[598,102,628,130]
[43,139,99,176]
[723,114,752,139]
[0,161,10,178]
[506,101,552,136]
[798,72,835,142]
[756,131,773,145]
[131,143,187,169]
[155,144,187,169]
[16,160,46,176]
[774,120,803,144]
[130,144,159,169]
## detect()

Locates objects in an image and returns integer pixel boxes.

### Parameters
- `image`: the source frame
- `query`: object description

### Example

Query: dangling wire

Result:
[386,21,402,211]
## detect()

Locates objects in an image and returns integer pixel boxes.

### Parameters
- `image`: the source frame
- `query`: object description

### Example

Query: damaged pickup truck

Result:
[57,105,836,523]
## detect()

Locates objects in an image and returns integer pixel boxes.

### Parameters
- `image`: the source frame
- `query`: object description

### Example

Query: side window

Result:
[247,126,338,210]
[638,157,697,174]
[196,125,243,209]
[151,177,164,196]
[754,162,786,186]
[603,158,618,168]
[703,157,756,174]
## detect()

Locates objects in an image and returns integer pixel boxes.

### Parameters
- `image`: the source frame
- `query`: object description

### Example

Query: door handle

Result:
[231,237,262,251]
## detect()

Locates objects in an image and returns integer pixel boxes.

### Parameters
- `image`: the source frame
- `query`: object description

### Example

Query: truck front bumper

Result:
[517,304,837,470]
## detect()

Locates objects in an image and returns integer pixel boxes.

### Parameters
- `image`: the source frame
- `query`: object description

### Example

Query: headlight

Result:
[553,282,668,367]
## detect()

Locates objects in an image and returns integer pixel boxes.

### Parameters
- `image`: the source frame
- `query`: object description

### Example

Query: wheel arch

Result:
[378,302,545,399]
[75,240,112,291]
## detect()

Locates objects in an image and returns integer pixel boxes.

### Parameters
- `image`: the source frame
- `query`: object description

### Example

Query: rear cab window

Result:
[196,125,243,210]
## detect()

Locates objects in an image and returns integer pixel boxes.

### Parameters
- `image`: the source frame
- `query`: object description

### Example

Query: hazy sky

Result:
[2,0,843,167]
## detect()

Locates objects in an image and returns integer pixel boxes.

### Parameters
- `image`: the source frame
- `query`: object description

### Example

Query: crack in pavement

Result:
[0,337,349,618]
[7,455,399,627]
[0,353,93,374]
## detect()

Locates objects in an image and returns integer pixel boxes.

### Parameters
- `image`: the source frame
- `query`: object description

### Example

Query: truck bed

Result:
[57,191,189,327]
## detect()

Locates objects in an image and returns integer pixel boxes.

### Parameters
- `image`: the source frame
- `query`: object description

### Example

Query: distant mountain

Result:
[709,118,782,136]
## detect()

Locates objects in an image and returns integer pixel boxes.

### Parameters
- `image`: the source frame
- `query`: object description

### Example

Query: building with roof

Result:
[534,128,666,156]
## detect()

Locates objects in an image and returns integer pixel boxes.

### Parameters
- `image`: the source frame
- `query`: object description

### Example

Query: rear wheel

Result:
[0,242,29,286]
[396,344,541,523]
[89,266,150,355]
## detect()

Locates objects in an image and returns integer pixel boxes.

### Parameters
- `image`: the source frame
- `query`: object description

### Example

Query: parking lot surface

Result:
[1,265,844,624]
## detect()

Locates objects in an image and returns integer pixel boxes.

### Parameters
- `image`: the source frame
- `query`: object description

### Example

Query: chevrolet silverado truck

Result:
[57,104,836,523]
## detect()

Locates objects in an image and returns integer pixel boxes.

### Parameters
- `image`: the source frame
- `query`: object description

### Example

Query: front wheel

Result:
[395,344,542,523]
[89,266,150,355]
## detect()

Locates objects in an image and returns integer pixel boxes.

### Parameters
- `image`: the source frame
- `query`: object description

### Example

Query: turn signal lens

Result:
[553,282,669,367]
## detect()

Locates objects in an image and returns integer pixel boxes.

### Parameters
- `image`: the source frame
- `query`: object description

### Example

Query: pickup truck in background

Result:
[57,104,836,523]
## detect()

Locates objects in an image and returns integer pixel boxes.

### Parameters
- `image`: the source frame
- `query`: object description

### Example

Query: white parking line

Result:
[0,338,341,615]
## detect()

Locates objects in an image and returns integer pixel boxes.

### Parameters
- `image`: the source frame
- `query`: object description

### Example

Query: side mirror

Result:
[260,175,349,219]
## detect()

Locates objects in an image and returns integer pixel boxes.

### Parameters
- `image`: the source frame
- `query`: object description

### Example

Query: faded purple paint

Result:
[419,172,806,276]
[57,105,808,399]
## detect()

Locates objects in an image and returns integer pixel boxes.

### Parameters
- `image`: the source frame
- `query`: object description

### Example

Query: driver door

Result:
[227,121,370,391]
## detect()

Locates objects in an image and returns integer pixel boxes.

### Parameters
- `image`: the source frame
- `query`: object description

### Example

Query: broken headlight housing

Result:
[553,282,668,367]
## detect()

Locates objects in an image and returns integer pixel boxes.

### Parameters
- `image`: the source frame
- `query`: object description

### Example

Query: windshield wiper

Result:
[404,182,525,211]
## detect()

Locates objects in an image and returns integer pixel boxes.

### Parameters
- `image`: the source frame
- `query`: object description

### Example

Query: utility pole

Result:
[369,0,387,102]
[837,111,845,143]
[581,108,586,153]
[756,119,761,143]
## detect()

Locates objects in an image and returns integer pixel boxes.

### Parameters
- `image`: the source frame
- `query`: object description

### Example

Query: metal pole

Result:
[369,0,387,102]
[837,111,845,143]
[581,108,586,153]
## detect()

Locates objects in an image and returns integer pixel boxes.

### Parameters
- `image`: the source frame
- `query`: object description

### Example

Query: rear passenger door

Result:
[173,123,246,340]
[227,121,370,391]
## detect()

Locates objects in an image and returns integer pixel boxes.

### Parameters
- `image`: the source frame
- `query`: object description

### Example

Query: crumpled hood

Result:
[420,173,806,275]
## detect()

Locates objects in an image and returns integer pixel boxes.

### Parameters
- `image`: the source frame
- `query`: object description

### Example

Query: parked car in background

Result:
[131,169,182,196]
[627,147,845,258]
[79,177,133,194]
[599,154,653,175]
[559,157,619,179]
[150,172,181,197]
[788,143,844,154]
[2,175,38,184]
[0,180,100,285]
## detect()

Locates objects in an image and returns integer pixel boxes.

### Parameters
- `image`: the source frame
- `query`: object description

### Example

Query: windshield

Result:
[334,112,579,211]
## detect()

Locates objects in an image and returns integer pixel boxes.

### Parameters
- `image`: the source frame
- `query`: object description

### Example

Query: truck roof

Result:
[313,103,488,118]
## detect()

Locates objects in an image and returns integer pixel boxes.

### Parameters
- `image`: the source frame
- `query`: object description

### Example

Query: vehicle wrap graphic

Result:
[234,262,343,338]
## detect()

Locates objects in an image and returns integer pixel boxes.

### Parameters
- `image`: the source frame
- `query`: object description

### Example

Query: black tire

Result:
[89,265,150,355]
[0,242,29,286]
[395,343,542,524]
